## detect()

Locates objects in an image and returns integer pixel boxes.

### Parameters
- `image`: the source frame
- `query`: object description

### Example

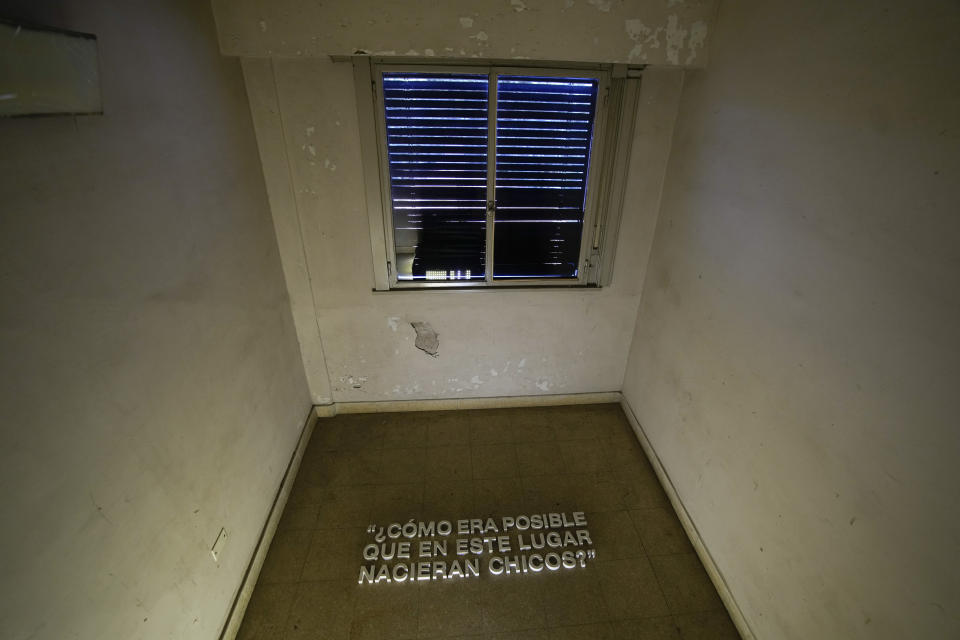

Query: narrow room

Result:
[1,1,957,639]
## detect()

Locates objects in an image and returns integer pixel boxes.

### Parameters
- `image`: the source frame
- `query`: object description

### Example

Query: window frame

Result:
[354,56,637,291]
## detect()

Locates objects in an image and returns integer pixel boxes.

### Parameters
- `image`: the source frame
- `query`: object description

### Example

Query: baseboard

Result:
[317,391,621,415]
[619,397,755,640]
[218,408,319,640]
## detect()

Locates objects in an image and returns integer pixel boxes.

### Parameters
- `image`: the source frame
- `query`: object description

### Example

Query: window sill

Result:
[371,283,602,293]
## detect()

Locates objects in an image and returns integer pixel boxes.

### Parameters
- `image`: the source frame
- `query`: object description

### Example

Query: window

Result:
[355,59,639,289]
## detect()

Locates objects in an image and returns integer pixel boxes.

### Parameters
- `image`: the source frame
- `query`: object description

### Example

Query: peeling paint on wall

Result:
[213,0,718,67]
[587,0,612,12]
[411,321,439,357]
[664,14,688,65]
[685,20,707,65]
[339,374,368,389]
[625,18,665,63]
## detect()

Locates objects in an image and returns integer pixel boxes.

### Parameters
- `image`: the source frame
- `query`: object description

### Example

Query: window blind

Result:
[381,70,600,283]
[494,76,599,278]
[382,72,489,281]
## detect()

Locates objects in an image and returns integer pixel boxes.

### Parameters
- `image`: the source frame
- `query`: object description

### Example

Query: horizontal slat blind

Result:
[494,76,599,278]
[382,72,489,281]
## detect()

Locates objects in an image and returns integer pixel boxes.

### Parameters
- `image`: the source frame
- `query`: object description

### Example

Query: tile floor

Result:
[238,404,740,639]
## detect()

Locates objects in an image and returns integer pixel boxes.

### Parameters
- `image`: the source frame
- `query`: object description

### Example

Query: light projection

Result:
[358,511,596,585]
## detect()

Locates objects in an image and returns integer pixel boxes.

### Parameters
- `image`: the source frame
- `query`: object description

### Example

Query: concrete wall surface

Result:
[242,57,683,402]
[0,1,311,639]
[621,1,960,638]
[212,0,719,67]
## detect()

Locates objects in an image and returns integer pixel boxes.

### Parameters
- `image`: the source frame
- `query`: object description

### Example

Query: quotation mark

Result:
[366,524,377,534]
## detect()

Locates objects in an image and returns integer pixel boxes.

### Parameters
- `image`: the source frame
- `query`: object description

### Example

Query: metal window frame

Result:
[355,56,633,291]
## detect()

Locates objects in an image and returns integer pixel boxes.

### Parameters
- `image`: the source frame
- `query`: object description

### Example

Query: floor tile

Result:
[236,582,295,640]
[424,445,473,481]
[612,465,670,510]
[480,576,547,632]
[371,482,424,523]
[257,528,311,584]
[417,579,483,638]
[310,421,343,452]
[563,472,625,512]
[423,480,475,520]
[315,485,374,528]
[335,414,387,450]
[474,477,526,517]
[425,412,472,447]
[521,475,577,513]
[301,527,365,582]
[596,557,670,620]
[609,616,682,639]
[650,554,725,614]
[583,510,644,560]
[489,630,551,640]
[538,569,609,627]
[381,420,429,449]
[286,580,355,639]
[380,446,428,483]
[546,622,616,640]
[304,449,382,487]
[509,408,557,443]
[515,442,563,477]
[350,581,419,640]
[558,439,607,474]
[674,610,741,639]
[276,503,319,532]
[600,435,648,470]
[546,407,602,442]
[285,481,326,509]
[629,508,693,556]
[473,443,520,480]
[469,409,516,445]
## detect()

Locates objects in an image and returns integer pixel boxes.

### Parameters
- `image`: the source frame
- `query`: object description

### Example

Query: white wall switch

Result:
[211,527,228,563]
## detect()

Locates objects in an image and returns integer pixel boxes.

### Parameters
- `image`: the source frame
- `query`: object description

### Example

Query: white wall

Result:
[213,0,718,67]
[242,57,684,402]
[622,1,960,638]
[212,0,716,403]
[0,2,311,639]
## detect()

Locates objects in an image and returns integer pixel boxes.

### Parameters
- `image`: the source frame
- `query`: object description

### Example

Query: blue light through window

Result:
[382,71,599,282]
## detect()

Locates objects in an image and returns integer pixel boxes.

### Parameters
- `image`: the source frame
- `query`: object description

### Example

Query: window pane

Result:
[494,75,599,278]
[383,72,488,281]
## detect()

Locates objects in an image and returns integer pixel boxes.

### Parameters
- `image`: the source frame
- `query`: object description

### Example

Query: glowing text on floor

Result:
[358,511,596,585]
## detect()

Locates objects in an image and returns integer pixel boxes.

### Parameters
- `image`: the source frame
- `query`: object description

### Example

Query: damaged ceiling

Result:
[211,0,720,67]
